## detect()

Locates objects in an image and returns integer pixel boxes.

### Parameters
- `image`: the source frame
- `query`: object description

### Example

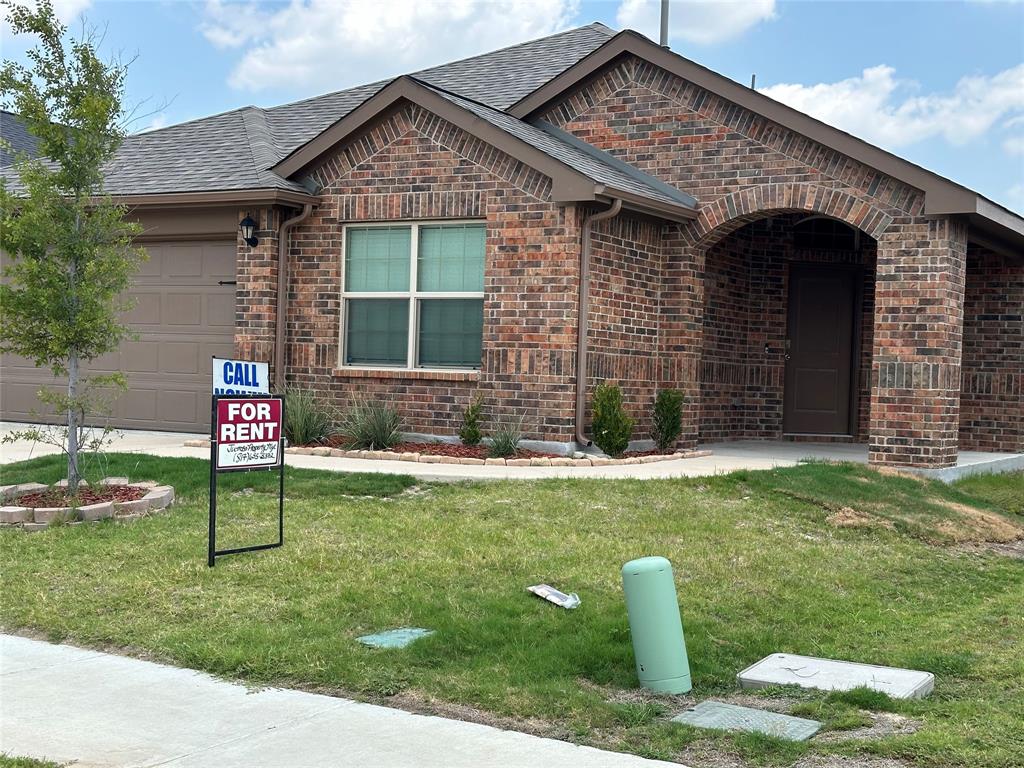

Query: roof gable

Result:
[508,30,1024,251]
[273,76,695,222]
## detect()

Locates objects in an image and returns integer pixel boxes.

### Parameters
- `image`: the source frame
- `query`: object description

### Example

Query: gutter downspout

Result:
[575,198,622,448]
[274,203,313,391]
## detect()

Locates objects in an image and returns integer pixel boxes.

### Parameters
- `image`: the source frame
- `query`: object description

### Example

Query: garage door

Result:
[0,240,236,433]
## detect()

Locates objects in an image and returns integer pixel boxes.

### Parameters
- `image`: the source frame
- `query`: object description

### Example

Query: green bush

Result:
[651,388,685,452]
[459,395,484,446]
[591,382,633,458]
[339,398,402,450]
[488,415,524,458]
[282,388,338,446]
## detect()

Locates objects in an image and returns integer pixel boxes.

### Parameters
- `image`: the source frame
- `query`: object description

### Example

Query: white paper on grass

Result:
[527,584,580,609]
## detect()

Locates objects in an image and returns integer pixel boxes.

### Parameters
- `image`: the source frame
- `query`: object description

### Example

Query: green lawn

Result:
[1,454,1021,767]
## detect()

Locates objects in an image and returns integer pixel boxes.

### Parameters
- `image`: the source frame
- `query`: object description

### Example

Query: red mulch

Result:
[14,485,146,508]
[307,435,558,459]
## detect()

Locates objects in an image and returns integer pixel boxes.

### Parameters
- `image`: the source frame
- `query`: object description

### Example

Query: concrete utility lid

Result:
[738,653,934,699]
[672,701,821,741]
[356,628,434,649]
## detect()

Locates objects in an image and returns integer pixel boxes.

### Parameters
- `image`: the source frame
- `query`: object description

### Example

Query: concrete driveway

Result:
[0,634,682,768]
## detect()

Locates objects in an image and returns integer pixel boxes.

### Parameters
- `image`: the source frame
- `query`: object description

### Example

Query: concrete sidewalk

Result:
[0,634,681,768]
[3,422,1019,481]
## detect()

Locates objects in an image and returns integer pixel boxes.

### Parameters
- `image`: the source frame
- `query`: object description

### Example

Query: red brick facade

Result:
[234,54,1022,467]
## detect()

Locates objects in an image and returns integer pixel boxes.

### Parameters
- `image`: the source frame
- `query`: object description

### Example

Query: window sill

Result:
[331,367,481,382]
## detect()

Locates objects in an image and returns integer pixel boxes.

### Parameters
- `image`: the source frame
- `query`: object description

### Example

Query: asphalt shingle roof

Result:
[0,111,39,167]
[4,22,695,210]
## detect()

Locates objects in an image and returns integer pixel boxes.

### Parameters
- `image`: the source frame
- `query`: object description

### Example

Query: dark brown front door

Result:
[783,264,857,435]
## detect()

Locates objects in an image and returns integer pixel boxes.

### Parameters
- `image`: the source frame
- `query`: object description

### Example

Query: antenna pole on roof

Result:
[660,0,670,48]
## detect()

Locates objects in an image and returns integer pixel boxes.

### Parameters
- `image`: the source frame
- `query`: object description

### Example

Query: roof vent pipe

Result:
[660,0,670,48]
[575,198,622,449]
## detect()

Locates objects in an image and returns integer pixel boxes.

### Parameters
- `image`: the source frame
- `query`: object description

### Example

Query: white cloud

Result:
[136,113,168,133]
[616,0,775,46]
[1004,136,1024,155]
[200,0,581,93]
[759,63,1024,149]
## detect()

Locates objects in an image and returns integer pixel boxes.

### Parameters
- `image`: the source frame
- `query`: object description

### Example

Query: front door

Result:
[783,264,857,435]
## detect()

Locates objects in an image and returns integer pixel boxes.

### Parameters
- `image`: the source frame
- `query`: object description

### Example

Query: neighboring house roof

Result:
[0,110,39,167]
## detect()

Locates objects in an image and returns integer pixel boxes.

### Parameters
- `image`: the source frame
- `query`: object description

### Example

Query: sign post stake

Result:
[208,393,285,567]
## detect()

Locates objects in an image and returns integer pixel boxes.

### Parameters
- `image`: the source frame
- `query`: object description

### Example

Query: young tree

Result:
[0,0,144,493]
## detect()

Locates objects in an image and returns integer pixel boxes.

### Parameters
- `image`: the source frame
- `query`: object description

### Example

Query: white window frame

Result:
[339,220,486,372]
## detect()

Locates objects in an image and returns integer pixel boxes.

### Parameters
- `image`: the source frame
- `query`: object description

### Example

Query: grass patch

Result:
[2,456,1022,767]
[954,471,1024,516]
[0,757,62,768]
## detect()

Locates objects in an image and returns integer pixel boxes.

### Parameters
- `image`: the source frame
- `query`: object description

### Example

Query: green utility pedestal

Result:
[621,556,692,694]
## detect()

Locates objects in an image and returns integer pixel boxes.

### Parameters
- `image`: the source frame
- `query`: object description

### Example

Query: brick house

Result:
[2,23,1021,469]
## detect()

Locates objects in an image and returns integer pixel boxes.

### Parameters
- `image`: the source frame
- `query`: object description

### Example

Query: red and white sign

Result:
[215,397,283,470]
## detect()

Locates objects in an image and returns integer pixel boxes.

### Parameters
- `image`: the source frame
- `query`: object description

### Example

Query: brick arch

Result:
[683,183,895,250]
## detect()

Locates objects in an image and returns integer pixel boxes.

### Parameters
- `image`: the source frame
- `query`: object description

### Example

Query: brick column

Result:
[869,216,967,467]
[234,207,279,376]
[660,229,705,450]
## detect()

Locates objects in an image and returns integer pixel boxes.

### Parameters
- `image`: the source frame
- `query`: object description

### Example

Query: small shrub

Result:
[459,395,484,446]
[651,388,685,452]
[488,415,524,458]
[339,398,402,450]
[283,388,338,446]
[591,382,633,458]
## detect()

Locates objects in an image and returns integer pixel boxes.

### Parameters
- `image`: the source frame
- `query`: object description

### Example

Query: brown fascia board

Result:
[112,188,319,209]
[509,30,1024,242]
[271,76,696,221]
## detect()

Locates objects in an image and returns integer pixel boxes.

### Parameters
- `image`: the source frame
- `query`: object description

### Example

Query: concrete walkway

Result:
[0,634,680,768]
[2,422,1019,481]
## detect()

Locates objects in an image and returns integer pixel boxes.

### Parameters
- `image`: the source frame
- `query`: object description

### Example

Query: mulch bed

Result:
[309,435,559,459]
[622,449,676,458]
[15,485,146,508]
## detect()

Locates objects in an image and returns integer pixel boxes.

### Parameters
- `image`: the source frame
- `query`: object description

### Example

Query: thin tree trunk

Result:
[67,352,80,494]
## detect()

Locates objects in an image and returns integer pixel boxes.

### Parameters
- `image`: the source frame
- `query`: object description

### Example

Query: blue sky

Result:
[4,1,1023,211]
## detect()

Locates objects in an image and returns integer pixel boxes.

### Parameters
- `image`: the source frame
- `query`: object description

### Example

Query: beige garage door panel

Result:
[0,240,236,433]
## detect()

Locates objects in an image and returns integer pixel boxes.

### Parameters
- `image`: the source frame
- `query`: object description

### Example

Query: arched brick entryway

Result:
[665,183,967,469]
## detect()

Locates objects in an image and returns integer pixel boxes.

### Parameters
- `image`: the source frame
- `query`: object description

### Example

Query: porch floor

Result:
[700,440,1024,482]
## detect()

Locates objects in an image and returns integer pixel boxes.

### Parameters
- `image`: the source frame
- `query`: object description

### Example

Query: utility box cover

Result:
[673,701,821,741]
[738,653,934,699]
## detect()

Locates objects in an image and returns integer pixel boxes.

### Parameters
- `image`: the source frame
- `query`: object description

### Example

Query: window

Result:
[341,222,485,369]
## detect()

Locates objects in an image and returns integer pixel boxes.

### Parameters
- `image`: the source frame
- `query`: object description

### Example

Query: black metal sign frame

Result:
[208,393,285,567]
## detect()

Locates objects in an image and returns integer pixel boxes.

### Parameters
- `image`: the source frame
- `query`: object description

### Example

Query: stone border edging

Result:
[0,478,175,532]
[183,439,711,467]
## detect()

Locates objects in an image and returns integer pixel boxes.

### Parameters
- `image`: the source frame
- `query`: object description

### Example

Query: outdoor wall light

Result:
[239,214,259,247]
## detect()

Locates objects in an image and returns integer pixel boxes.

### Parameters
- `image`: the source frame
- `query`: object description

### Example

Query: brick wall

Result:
[586,213,665,438]
[232,53,1018,464]
[960,245,1023,452]
[235,206,279,372]
[261,103,583,441]
[541,54,978,465]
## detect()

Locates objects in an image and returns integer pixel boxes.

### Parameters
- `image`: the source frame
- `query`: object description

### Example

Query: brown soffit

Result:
[271,76,696,222]
[508,30,1024,245]
[112,188,319,209]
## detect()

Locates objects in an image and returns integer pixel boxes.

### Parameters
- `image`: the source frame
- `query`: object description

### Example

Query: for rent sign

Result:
[215,397,283,471]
